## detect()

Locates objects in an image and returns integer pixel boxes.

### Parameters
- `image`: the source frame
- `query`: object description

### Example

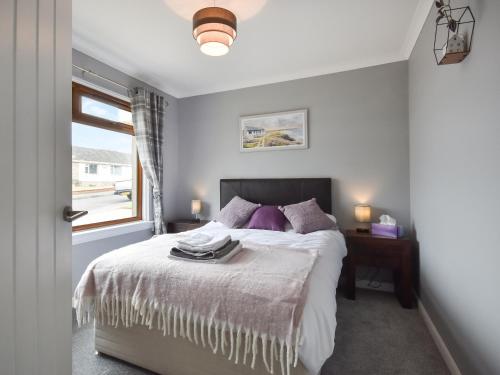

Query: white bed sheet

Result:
[188,221,347,375]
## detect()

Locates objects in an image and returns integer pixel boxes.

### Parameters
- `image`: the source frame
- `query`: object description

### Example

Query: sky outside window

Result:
[72,123,132,153]
[81,96,133,125]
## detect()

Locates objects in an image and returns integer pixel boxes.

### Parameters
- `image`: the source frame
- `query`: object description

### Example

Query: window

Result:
[72,82,142,231]
[110,165,122,175]
[85,164,98,174]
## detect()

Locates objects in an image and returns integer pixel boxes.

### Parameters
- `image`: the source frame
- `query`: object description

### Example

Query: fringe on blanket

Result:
[74,295,302,375]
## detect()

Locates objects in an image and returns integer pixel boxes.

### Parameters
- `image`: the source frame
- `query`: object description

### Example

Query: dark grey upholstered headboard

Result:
[220,178,332,214]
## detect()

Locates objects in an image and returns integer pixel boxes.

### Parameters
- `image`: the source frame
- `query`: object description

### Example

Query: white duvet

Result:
[188,221,347,375]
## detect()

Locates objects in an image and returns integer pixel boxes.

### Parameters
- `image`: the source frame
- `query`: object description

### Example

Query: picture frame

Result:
[239,109,308,152]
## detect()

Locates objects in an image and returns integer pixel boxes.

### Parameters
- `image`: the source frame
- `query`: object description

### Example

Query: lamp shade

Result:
[193,7,237,57]
[354,204,371,223]
[191,200,202,215]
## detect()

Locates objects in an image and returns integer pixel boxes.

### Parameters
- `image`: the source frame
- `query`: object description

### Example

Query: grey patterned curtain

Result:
[129,88,166,235]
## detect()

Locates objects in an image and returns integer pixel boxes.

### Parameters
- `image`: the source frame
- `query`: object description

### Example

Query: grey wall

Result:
[177,61,410,230]
[409,1,500,374]
[72,50,180,290]
[72,230,152,291]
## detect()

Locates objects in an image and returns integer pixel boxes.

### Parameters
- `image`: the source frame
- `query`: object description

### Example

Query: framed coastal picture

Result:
[239,109,308,152]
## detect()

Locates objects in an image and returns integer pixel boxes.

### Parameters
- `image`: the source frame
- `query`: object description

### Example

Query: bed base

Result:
[95,322,309,375]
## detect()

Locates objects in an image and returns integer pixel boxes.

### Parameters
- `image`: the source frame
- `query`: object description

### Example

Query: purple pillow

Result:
[216,196,261,228]
[279,198,336,234]
[247,206,287,232]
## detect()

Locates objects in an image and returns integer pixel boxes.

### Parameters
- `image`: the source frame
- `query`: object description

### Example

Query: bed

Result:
[76,178,347,375]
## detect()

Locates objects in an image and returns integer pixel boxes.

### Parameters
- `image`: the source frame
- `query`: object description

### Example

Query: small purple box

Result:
[371,223,404,239]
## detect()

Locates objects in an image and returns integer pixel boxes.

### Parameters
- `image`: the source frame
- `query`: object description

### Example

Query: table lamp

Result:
[354,204,371,233]
[191,200,202,221]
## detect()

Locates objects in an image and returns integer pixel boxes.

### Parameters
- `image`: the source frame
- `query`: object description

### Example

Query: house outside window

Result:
[72,82,142,231]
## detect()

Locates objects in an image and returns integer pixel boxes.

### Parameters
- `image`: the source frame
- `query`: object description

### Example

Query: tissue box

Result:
[371,223,403,239]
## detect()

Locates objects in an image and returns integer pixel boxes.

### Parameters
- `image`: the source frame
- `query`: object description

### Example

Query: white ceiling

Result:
[73,0,432,98]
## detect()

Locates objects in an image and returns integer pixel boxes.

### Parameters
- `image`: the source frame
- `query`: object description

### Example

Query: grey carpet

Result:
[72,289,449,375]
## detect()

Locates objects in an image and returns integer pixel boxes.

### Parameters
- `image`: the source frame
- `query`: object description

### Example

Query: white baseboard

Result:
[418,299,462,375]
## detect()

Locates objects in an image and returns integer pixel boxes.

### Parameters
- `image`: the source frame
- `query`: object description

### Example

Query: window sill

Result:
[72,220,153,246]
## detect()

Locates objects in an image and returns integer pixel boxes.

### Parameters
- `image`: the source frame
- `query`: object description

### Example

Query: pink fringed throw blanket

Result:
[73,234,318,375]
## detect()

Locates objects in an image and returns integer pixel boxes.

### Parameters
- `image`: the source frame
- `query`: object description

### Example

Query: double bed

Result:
[75,179,347,375]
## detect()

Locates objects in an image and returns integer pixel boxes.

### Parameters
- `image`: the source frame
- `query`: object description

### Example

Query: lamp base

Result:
[356,227,370,234]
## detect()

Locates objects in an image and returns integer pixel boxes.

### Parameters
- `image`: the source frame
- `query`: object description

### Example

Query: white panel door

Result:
[0,0,72,374]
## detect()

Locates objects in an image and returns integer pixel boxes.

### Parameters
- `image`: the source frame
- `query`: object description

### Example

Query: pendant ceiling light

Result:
[193,6,237,57]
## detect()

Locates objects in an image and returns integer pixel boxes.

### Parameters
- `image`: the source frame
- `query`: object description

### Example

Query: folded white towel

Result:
[178,232,213,246]
[177,233,231,252]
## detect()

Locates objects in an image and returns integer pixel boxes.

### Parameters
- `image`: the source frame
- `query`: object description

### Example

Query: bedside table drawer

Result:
[167,220,209,233]
[353,254,400,268]
[348,238,410,256]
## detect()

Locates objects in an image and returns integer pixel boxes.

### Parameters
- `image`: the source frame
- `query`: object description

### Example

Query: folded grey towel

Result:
[171,240,240,261]
[168,243,243,264]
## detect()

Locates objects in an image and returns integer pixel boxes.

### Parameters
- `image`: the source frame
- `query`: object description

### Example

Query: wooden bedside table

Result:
[167,219,209,233]
[343,229,414,308]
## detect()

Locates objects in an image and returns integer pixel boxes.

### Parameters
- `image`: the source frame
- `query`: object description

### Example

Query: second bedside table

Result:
[343,229,414,309]
[167,219,209,233]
